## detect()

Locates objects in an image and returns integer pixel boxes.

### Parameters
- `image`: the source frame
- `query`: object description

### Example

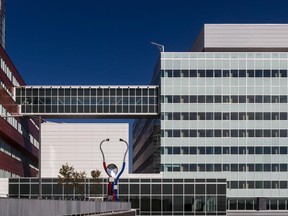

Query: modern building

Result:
[134,24,288,212]
[0,0,5,48]
[41,122,129,178]
[1,2,288,214]
[0,45,39,177]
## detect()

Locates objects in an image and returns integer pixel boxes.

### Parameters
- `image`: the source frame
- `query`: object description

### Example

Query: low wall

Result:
[227,210,288,216]
[0,198,131,216]
[93,210,136,216]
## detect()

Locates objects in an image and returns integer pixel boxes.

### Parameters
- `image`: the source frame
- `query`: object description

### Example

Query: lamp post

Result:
[99,138,129,202]
[1,114,43,199]
[151,42,165,52]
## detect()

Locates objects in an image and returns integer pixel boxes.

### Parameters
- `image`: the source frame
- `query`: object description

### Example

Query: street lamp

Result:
[99,138,129,202]
[1,114,43,199]
[151,41,165,52]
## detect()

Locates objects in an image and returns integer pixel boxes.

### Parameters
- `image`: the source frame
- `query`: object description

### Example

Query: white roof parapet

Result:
[191,24,288,52]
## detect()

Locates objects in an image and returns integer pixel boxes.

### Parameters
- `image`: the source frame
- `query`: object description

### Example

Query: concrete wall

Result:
[0,198,131,216]
[41,122,129,178]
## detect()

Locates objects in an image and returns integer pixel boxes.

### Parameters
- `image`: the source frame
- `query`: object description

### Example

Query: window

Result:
[231,96,238,103]
[215,70,221,77]
[272,70,279,77]
[223,70,230,77]
[255,164,263,172]
[173,70,181,77]
[256,69,263,77]
[231,70,238,77]
[215,96,221,103]
[247,70,254,77]
[280,70,287,77]
[198,70,205,77]
[206,70,213,77]
[181,70,189,77]
[190,70,197,77]
[239,70,246,77]
[198,96,205,103]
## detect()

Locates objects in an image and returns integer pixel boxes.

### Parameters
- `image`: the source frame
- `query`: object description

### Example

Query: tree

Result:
[90,169,101,197]
[72,170,87,199]
[58,163,74,199]
[91,169,101,180]
[58,163,87,199]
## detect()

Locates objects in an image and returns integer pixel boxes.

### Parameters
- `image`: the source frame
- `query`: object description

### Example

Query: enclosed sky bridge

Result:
[15,86,159,118]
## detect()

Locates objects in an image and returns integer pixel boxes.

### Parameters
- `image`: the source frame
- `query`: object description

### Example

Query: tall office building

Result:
[134,24,288,212]
[0,0,5,48]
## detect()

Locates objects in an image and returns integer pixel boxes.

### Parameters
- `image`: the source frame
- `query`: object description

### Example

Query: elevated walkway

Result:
[15,86,159,118]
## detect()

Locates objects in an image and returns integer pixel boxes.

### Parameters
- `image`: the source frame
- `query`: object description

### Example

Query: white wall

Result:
[0,178,8,197]
[41,122,129,178]
[204,24,288,49]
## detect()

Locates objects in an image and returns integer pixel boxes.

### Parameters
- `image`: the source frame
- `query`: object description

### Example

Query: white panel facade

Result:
[160,52,288,201]
[204,24,288,49]
[41,122,129,178]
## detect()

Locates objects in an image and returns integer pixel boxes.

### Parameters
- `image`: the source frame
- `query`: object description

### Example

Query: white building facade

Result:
[41,122,129,178]
[159,24,288,211]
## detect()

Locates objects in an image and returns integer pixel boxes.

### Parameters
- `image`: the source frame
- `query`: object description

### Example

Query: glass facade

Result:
[133,62,161,173]
[8,177,226,216]
[15,86,159,117]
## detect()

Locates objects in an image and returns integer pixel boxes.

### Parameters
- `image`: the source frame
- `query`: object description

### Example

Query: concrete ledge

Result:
[0,198,131,216]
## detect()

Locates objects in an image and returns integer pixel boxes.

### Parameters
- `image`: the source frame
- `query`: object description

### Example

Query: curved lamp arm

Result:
[99,138,110,175]
[119,138,129,163]
[114,138,129,201]
[115,138,129,182]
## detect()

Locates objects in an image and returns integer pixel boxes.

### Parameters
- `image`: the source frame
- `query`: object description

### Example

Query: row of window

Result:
[228,181,288,189]
[162,112,288,121]
[162,146,288,155]
[228,198,288,211]
[0,58,20,87]
[162,69,288,78]
[0,105,39,149]
[0,138,21,161]
[162,95,288,103]
[16,87,158,97]
[21,104,158,114]
[162,129,288,138]
[0,138,38,169]
[0,169,19,178]
[20,96,157,106]
[162,164,288,172]
[0,78,12,97]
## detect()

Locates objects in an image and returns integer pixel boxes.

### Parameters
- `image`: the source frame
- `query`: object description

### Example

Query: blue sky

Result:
[7,0,288,86]
[6,0,288,171]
